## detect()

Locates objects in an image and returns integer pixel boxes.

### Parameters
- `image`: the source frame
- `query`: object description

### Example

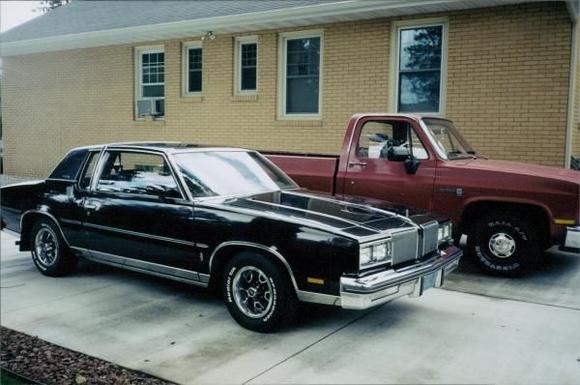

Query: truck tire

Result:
[223,252,297,333]
[468,210,542,276]
[30,218,77,277]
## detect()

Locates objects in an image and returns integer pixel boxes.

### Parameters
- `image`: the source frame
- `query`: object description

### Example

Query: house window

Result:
[235,36,258,94]
[136,47,165,117]
[279,31,323,118]
[395,23,445,113]
[183,42,203,95]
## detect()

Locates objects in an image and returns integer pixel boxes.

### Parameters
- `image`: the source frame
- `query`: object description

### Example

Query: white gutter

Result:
[565,10,578,168]
[0,0,530,57]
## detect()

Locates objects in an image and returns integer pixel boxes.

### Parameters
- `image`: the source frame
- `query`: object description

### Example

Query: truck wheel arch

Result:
[459,200,551,247]
[208,242,299,293]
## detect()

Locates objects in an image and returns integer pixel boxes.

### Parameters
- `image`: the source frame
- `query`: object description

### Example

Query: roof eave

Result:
[0,0,538,57]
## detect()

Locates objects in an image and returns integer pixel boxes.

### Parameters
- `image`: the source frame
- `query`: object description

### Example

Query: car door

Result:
[342,118,436,211]
[79,149,202,272]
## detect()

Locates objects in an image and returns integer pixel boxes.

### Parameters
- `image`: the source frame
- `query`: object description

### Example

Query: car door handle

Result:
[348,162,367,168]
[84,202,98,210]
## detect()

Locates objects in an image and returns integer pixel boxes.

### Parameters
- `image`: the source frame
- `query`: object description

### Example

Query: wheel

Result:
[30,218,77,277]
[467,210,542,276]
[223,252,297,333]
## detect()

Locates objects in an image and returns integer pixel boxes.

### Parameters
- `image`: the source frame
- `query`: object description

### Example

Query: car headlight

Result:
[359,239,392,269]
[438,222,453,244]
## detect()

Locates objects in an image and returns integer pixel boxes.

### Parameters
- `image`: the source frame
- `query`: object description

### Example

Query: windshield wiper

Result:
[447,150,476,160]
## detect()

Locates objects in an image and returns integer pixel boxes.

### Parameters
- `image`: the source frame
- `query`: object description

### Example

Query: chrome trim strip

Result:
[46,178,77,183]
[20,210,71,247]
[72,246,208,287]
[60,218,83,226]
[208,241,299,293]
[296,290,341,306]
[82,222,199,248]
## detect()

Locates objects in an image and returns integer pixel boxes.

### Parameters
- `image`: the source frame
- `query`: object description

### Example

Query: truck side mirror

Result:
[404,157,421,174]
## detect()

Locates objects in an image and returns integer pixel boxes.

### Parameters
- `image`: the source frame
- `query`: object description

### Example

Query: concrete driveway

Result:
[1,230,579,385]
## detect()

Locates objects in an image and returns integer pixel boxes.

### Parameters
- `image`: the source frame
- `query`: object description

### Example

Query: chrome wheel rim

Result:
[232,266,273,319]
[34,227,58,266]
[488,232,516,258]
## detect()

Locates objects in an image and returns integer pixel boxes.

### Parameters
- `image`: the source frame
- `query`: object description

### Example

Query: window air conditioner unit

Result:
[138,99,164,118]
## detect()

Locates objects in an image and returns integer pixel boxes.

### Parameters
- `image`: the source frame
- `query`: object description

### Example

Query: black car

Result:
[0,143,461,332]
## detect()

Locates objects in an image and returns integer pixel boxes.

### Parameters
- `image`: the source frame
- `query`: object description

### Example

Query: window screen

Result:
[285,36,321,114]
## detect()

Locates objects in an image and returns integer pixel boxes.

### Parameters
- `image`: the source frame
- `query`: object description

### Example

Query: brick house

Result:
[0,0,579,177]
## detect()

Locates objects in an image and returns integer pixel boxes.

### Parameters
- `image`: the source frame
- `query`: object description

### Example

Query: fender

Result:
[461,196,554,221]
[209,241,299,292]
[20,210,71,250]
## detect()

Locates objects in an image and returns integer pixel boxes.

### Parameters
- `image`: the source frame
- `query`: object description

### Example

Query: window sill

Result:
[232,94,258,102]
[182,95,204,103]
[133,117,166,126]
[274,119,323,128]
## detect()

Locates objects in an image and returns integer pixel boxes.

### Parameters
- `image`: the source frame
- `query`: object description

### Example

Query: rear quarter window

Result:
[49,149,89,180]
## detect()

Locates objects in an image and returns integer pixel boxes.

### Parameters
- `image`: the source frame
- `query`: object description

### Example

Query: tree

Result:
[37,0,72,13]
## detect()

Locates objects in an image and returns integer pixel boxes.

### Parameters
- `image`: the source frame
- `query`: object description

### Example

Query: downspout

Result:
[565,8,578,169]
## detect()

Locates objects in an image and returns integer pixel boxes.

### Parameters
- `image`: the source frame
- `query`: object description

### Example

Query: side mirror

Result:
[404,157,421,174]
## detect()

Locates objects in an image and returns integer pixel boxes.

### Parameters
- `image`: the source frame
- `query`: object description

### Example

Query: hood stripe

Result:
[240,197,384,233]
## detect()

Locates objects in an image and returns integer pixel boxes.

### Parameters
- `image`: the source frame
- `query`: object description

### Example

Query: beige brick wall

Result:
[1,2,572,177]
[571,20,580,160]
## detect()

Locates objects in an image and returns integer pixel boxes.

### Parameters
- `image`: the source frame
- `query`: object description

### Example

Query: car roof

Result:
[72,142,250,154]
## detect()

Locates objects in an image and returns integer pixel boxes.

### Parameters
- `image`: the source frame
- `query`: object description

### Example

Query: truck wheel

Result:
[223,252,297,333]
[30,218,77,277]
[468,211,541,276]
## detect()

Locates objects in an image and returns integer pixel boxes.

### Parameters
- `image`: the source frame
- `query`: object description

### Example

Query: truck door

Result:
[342,118,436,211]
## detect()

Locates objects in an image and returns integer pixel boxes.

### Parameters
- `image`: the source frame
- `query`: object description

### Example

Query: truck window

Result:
[356,121,428,160]
[49,149,89,181]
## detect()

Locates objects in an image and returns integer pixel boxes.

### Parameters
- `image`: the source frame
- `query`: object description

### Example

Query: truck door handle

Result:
[348,162,367,168]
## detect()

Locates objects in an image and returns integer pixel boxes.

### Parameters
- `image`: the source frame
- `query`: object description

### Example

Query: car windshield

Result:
[173,151,297,198]
[422,118,478,160]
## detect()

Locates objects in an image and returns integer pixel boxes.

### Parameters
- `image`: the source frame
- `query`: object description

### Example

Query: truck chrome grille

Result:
[391,228,418,265]
[421,221,439,256]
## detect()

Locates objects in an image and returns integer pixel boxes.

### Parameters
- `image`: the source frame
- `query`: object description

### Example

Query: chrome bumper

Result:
[340,245,462,310]
[563,226,580,250]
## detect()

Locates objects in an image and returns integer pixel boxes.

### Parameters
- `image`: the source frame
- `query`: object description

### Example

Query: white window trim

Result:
[234,35,258,96]
[277,29,324,120]
[388,17,448,115]
[182,41,203,96]
[135,45,165,119]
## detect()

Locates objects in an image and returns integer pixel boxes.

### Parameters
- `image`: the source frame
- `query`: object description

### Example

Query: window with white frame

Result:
[136,47,165,117]
[395,22,445,113]
[183,42,203,95]
[279,31,323,117]
[235,36,258,94]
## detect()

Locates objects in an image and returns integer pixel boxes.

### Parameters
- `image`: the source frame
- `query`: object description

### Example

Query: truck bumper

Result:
[560,226,580,253]
[340,245,462,310]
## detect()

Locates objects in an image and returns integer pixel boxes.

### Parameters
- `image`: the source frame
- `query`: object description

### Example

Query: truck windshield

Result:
[422,118,477,160]
[173,151,297,198]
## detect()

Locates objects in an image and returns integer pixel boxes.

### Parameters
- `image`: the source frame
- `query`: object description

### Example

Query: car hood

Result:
[202,190,419,241]
[447,158,579,183]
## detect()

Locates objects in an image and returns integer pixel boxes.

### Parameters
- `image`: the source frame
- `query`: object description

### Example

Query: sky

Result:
[1,1,43,33]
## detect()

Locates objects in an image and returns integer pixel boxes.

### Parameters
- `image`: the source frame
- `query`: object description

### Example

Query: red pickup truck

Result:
[266,114,580,276]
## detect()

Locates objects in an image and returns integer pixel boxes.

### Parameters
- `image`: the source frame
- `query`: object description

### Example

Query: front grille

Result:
[391,228,418,265]
[421,220,439,256]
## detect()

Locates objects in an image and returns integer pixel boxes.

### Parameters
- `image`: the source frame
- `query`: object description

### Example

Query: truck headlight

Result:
[359,239,392,269]
[438,222,453,244]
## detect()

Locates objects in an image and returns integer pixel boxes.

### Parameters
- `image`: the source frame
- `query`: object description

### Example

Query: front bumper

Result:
[561,226,580,252]
[340,245,462,310]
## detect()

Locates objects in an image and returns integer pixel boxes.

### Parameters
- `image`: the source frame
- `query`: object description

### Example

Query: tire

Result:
[30,218,77,277]
[223,252,297,333]
[467,210,542,276]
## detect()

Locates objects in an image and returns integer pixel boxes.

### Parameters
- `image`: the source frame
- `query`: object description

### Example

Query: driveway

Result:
[1,230,579,385]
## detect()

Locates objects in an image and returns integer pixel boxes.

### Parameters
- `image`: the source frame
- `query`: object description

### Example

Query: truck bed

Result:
[265,151,339,195]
